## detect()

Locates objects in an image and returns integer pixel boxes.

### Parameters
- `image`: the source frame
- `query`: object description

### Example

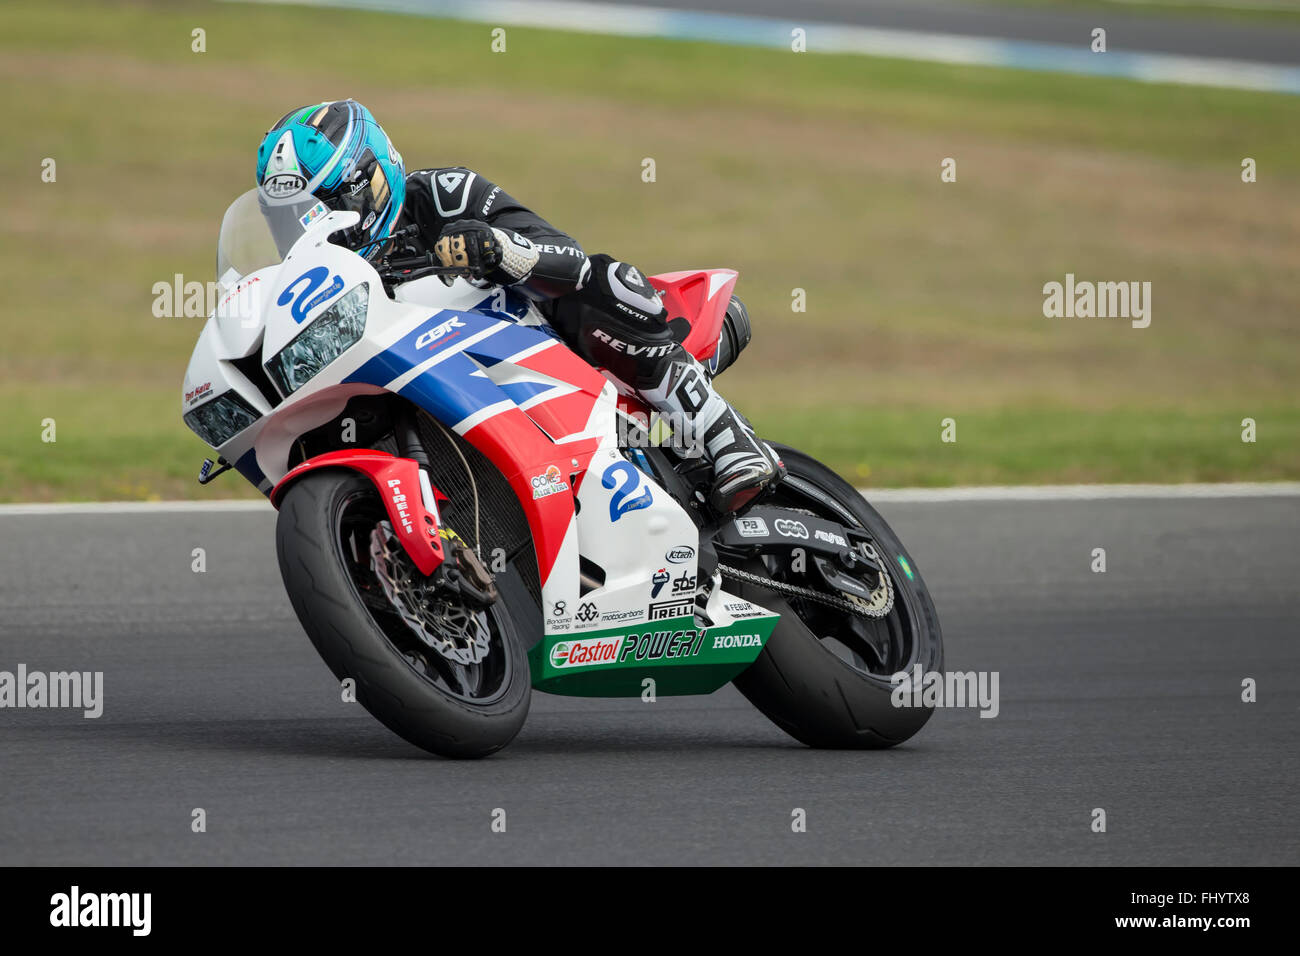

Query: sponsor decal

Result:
[263,172,307,198]
[650,568,670,598]
[183,381,213,407]
[220,275,261,306]
[712,633,763,650]
[601,461,653,521]
[814,529,847,547]
[534,242,584,258]
[414,315,466,351]
[546,600,571,632]
[575,601,599,624]
[648,598,693,621]
[617,629,706,663]
[591,329,674,358]
[298,201,328,228]
[480,185,501,216]
[531,464,570,500]
[277,266,344,324]
[601,607,643,624]
[733,516,768,538]
[724,600,767,620]
[549,635,623,669]
[665,546,695,564]
[671,569,696,596]
[547,623,770,671]
[385,478,416,535]
[774,518,809,539]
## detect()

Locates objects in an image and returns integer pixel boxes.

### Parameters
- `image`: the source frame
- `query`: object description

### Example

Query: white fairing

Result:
[182,192,765,640]
[183,204,517,491]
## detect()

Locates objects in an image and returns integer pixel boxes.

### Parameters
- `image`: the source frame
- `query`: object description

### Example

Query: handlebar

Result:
[376,253,469,285]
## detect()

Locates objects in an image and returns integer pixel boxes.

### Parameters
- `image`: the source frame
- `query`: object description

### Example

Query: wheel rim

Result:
[757,474,923,681]
[332,488,513,704]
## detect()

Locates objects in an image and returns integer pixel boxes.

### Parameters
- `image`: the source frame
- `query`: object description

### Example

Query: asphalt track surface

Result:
[1,494,1296,865]
[600,0,1300,64]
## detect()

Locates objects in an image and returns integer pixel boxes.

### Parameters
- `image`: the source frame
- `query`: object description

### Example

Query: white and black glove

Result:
[433,219,539,287]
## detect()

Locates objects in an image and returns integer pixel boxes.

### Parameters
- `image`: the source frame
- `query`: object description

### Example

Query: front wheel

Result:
[275,470,532,758]
[730,444,943,748]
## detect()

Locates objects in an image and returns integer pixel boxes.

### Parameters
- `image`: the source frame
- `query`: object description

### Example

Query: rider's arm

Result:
[408,168,589,299]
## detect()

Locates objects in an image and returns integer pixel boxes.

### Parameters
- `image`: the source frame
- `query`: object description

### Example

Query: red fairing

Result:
[270,450,447,575]
[456,340,609,588]
[649,269,738,363]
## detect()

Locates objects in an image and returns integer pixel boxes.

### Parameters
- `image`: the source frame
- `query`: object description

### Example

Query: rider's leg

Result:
[547,255,778,512]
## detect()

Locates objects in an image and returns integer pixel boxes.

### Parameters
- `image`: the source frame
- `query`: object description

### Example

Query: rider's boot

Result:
[643,354,781,513]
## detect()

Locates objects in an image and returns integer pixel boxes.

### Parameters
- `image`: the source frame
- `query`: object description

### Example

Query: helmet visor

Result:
[324,148,391,246]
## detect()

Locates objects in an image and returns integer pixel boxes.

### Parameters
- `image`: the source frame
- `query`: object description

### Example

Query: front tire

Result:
[276,470,532,758]
[731,445,943,748]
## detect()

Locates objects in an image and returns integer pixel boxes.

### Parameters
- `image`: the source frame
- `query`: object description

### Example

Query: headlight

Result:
[183,391,260,447]
[265,283,369,396]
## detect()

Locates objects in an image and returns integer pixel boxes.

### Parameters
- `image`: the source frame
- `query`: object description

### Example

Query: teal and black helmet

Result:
[255,99,405,259]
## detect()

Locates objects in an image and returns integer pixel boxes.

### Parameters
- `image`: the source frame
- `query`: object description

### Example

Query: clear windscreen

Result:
[215,189,328,292]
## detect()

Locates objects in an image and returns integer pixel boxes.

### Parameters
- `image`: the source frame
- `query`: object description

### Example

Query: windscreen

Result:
[214,188,327,293]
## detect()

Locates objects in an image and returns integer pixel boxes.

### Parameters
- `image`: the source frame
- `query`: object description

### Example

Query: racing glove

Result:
[433,219,540,286]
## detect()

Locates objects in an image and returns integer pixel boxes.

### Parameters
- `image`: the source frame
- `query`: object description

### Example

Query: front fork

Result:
[393,403,498,605]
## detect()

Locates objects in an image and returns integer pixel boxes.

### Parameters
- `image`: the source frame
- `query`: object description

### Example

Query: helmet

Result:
[255,99,405,259]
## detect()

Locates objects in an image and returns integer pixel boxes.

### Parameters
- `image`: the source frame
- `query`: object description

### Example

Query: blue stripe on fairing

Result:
[463,320,551,367]
[234,447,268,492]
[345,301,559,428]
[393,350,510,427]
[498,381,557,405]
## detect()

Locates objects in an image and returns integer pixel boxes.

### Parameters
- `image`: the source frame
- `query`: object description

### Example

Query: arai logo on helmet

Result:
[263,173,307,198]
[665,546,695,564]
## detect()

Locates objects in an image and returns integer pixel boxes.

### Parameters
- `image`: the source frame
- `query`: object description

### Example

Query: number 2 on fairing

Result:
[601,461,653,522]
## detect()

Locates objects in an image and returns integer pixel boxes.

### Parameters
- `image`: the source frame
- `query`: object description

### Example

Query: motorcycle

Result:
[181,190,943,757]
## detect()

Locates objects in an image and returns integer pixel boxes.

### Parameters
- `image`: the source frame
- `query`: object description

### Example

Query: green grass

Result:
[761,404,1300,486]
[1,0,1297,500]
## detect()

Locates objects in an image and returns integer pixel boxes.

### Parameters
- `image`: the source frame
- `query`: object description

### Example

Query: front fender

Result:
[270,449,447,575]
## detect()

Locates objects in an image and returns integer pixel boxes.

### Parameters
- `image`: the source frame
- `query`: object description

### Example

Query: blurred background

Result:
[2,0,1298,500]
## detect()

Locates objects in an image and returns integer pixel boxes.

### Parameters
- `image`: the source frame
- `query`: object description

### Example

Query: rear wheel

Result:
[276,470,532,758]
[730,444,943,748]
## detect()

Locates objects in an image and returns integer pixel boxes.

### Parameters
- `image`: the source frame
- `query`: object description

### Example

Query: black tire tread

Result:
[275,470,531,758]
[731,445,944,749]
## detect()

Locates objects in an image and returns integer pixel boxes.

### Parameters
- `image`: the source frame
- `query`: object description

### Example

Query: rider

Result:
[255,99,778,512]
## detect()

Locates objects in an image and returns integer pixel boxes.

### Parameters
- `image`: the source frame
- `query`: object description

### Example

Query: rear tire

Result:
[276,470,532,758]
[731,445,943,748]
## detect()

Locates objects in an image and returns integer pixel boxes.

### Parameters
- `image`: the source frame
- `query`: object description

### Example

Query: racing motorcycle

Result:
[181,190,943,757]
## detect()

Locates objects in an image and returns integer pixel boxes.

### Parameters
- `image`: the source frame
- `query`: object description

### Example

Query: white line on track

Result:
[3,483,1297,516]
[229,0,1300,95]
[857,482,1300,503]
[0,500,272,516]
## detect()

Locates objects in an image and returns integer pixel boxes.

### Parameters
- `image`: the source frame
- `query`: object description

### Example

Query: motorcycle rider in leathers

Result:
[256,99,779,512]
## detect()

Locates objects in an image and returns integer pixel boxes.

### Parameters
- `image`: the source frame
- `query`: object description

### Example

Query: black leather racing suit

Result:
[395,166,677,392]
[392,166,778,512]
